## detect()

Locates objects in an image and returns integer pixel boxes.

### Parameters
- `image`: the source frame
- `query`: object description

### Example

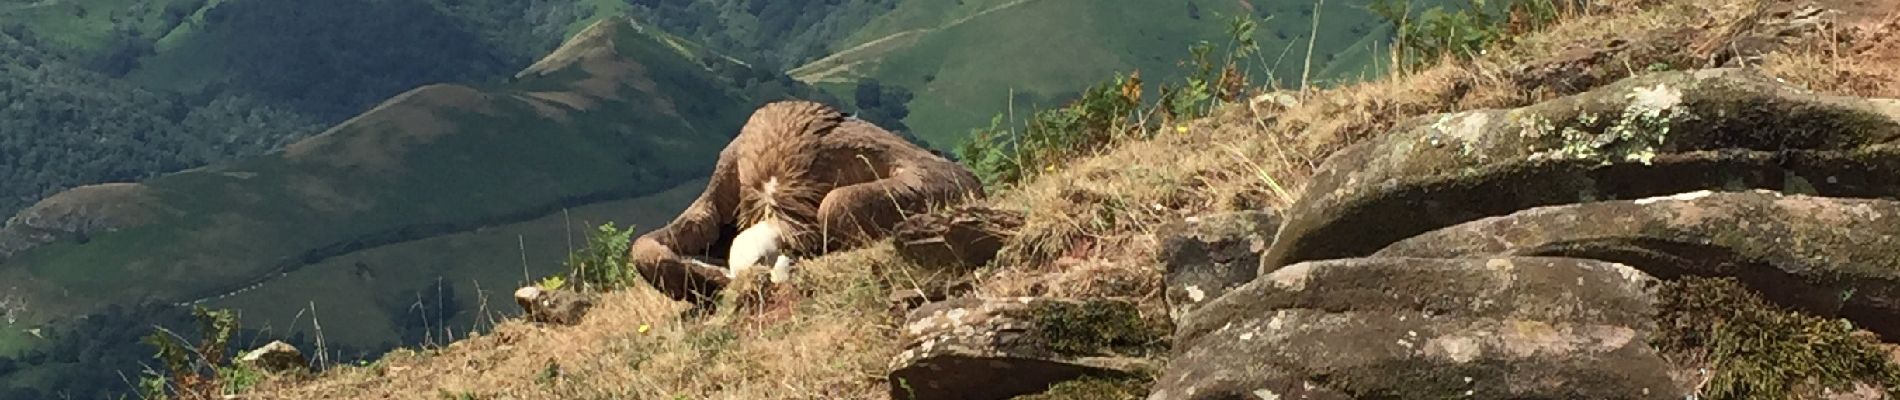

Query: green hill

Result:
[0,17,781,349]
[0,0,625,220]
[788,0,1407,148]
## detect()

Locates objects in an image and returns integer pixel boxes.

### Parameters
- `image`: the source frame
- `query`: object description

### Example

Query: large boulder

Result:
[888,297,1166,400]
[1376,190,1900,339]
[1155,211,1278,322]
[1151,257,1686,400]
[1261,68,1900,272]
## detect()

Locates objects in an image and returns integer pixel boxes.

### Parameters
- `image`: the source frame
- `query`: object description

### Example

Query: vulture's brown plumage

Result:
[629,100,985,305]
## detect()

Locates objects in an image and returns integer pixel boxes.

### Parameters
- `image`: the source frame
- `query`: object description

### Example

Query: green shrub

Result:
[559,222,640,292]
[138,306,247,400]
[954,15,1262,189]
[1371,0,1575,70]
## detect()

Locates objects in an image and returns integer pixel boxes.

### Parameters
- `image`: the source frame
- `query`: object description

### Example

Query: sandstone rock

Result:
[1510,28,1696,96]
[891,206,1023,269]
[1155,211,1278,322]
[889,297,1166,400]
[1377,190,1900,339]
[886,278,974,319]
[1263,68,1900,272]
[513,286,596,325]
[237,340,308,374]
[1152,257,1686,400]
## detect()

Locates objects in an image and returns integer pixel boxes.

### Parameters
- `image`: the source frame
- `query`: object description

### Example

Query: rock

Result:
[886,278,974,319]
[1510,28,1696,96]
[1262,68,1900,272]
[1376,190,1900,339]
[237,340,308,374]
[513,286,597,325]
[1152,257,1686,400]
[888,297,1166,400]
[891,206,1023,269]
[1155,211,1278,322]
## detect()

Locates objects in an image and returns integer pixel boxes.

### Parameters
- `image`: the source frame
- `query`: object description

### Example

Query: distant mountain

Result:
[0,18,835,398]
[0,0,607,219]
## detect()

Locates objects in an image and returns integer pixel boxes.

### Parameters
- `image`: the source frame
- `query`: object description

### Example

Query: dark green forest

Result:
[0,30,320,218]
[0,0,601,218]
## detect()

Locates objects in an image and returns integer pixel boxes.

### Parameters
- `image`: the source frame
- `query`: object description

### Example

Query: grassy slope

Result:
[0,0,208,56]
[791,0,1404,149]
[0,18,757,343]
[203,178,707,353]
[249,1,1900,398]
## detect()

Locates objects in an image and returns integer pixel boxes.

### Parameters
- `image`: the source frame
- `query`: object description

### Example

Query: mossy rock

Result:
[1655,276,1900,400]
[1154,256,1687,400]
[1155,211,1280,322]
[889,297,1164,400]
[1263,68,1900,273]
[1009,375,1149,400]
[1378,190,1900,340]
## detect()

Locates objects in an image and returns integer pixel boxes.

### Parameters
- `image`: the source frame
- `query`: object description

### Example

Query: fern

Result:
[562,222,639,292]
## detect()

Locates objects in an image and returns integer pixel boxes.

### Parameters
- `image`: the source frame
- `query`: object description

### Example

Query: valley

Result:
[0,1,1419,398]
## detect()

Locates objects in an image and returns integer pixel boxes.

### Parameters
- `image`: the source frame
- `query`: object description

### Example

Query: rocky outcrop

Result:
[891,206,1023,269]
[513,286,597,325]
[1155,211,1278,322]
[1152,257,1684,399]
[1262,68,1900,273]
[888,297,1165,400]
[1378,191,1900,339]
[1155,68,1900,400]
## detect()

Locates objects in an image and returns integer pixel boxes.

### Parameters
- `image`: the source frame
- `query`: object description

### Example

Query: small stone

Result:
[889,297,1162,400]
[237,340,308,374]
[513,285,597,325]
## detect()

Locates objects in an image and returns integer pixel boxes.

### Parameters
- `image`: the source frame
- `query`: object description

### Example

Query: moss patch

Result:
[1655,276,1900,399]
[1010,374,1149,400]
[1021,300,1166,357]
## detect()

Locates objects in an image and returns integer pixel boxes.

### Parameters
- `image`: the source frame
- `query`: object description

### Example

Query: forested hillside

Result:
[0,0,606,218]
[0,24,318,218]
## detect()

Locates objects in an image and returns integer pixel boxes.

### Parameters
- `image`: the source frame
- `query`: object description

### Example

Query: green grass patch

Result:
[1656,276,1900,399]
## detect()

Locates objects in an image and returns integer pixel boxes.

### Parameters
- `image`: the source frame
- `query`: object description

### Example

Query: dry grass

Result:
[249,244,950,400]
[248,0,1900,398]
[1762,9,1900,99]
